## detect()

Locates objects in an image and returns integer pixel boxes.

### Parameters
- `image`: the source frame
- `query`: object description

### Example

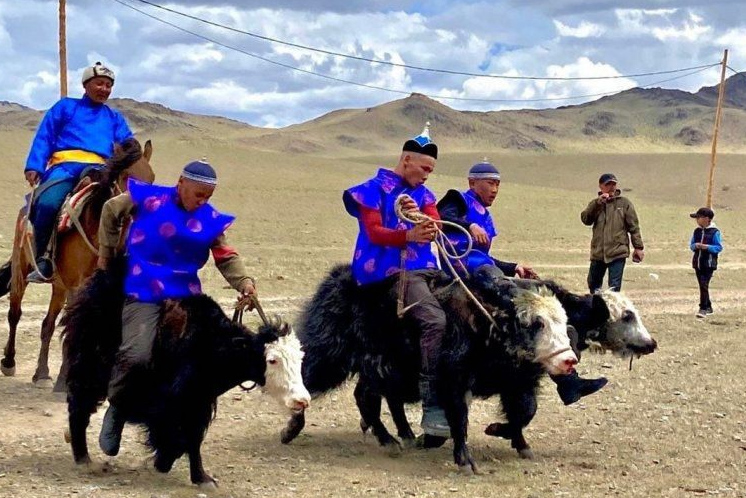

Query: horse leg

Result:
[2,265,28,377]
[485,389,538,460]
[33,284,66,388]
[385,394,416,448]
[353,379,401,456]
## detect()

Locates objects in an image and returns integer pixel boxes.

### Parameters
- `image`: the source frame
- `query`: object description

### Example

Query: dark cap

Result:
[598,173,618,185]
[690,207,714,219]
[402,122,438,159]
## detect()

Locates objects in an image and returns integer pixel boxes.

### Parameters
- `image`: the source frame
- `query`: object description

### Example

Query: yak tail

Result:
[0,260,11,298]
[296,264,361,397]
[63,257,126,404]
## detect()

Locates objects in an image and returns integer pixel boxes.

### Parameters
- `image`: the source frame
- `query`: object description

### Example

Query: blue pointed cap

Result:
[182,157,217,186]
[402,122,438,159]
[468,158,500,180]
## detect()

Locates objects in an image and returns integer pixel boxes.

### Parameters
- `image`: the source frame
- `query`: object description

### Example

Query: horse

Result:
[0,137,154,388]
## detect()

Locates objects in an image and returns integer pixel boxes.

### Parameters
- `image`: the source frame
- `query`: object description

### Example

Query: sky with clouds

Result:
[0,0,743,127]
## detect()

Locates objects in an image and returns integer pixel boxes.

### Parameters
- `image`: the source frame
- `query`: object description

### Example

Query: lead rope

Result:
[394,194,498,330]
[22,186,47,278]
[232,293,267,393]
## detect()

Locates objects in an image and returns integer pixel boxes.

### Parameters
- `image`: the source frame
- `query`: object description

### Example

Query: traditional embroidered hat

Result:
[82,62,115,85]
[402,122,438,159]
[468,158,500,180]
[181,158,217,186]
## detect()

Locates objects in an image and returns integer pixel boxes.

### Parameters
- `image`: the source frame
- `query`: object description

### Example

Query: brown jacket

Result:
[580,192,644,263]
[98,192,253,292]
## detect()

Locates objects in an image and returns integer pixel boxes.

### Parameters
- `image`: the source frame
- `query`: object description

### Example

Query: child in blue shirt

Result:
[689,207,723,318]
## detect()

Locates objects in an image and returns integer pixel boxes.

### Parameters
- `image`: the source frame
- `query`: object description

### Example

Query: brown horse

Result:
[0,137,154,389]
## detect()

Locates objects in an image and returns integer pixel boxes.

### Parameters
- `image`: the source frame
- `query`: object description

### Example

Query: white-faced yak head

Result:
[588,290,657,358]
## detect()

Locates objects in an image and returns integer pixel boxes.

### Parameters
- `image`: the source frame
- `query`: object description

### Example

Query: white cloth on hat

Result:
[82,62,115,85]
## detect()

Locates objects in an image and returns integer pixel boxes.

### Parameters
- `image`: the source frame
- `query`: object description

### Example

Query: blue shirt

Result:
[25,95,133,174]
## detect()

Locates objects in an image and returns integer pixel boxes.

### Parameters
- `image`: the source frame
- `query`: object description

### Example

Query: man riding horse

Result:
[24,61,132,282]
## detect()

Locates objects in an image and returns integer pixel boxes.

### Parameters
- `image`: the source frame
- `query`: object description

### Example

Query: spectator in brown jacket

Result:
[580,173,644,292]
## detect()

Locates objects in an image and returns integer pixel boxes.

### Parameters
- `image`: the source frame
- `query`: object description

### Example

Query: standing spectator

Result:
[689,207,723,318]
[580,173,644,292]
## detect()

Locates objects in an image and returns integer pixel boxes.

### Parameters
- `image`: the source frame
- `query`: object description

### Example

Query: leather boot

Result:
[99,403,126,456]
[419,374,450,438]
[551,371,608,406]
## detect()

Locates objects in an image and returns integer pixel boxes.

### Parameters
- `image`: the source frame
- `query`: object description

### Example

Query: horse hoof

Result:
[198,479,218,490]
[64,428,71,443]
[518,448,534,460]
[1,365,15,377]
[33,378,54,389]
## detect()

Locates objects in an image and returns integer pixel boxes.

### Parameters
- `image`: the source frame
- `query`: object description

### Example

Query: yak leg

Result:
[354,380,401,455]
[280,410,306,444]
[442,373,477,474]
[485,390,537,459]
[185,408,217,488]
[33,284,66,387]
[385,394,416,448]
[53,336,70,394]
[68,394,95,465]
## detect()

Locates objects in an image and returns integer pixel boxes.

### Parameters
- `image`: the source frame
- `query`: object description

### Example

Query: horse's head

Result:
[103,137,155,192]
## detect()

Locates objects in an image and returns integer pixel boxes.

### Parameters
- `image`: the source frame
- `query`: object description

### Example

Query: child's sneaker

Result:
[696,309,707,318]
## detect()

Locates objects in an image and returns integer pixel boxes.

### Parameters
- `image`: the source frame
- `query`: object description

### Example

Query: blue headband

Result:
[182,159,217,186]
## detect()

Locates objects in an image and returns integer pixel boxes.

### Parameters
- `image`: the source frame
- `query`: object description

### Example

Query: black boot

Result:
[27,257,54,283]
[418,375,450,438]
[551,371,608,406]
[99,403,126,456]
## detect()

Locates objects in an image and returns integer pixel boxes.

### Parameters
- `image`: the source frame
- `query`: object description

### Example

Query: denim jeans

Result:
[587,257,626,293]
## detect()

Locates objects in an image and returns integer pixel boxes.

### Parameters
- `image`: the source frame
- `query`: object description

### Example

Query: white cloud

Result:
[553,20,606,38]
[652,12,711,41]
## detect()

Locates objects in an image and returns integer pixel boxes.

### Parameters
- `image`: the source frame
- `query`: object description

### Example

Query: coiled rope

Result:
[393,194,498,330]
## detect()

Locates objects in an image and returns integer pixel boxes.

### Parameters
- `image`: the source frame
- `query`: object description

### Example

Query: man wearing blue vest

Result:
[96,159,257,456]
[343,125,450,438]
[24,62,133,282]
[437,160,607,405]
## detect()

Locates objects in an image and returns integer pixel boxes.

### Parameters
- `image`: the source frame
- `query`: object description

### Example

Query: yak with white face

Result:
[591,290,657,357]
[511,288,578,376]
[262,328,311,414]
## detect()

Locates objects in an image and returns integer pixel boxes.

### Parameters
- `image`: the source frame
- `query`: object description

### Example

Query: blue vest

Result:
[343,168,438,285]
[691,226,720,271]
[124,179,235,303]
[446,189,498,274]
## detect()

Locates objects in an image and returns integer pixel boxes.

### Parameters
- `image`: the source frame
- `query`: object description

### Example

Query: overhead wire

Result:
[112,0,721,104]
[128,0,718,82]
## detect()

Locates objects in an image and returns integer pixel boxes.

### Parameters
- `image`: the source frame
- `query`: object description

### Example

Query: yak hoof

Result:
[1,365,15,377]
[385,441,403,458]
[74,454,92,466]
[63,428,71,443]
[198,479,218,490]
[518,448,534,460]
[458,464,475,476]
[416,434,448,449]
[360,419,370,434]
[33,377,54,390]
[401,437,417,450]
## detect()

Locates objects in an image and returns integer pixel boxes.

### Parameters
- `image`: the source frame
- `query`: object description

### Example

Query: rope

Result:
[22,187,48,279]
[393,194,498,330]
[232,294,269,327]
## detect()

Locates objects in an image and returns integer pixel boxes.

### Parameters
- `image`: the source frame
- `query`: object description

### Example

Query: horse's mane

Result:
[88,137,143,211]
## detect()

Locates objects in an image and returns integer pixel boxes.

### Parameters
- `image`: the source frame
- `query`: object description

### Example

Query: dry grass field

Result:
[0,130,744,497]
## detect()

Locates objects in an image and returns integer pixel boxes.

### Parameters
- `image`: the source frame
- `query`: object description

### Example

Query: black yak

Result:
[281,264,578,473]
[63,263,310,488]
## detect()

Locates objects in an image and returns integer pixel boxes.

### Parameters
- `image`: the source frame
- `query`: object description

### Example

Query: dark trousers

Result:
[107,300,161,405]
[587,258,626,293]
[695,268,714,310]
[402,271,447,375]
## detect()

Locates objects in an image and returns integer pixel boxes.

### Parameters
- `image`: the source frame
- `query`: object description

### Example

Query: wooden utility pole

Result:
[706,49,728,208]
[59,0,68,97]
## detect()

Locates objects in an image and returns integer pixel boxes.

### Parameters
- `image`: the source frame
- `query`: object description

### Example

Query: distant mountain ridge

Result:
[2,73,746,154]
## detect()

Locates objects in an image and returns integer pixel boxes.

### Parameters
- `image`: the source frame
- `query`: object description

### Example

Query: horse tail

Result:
[297,264,363,397]
[0,259,11,298]
[63,257,126,406]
